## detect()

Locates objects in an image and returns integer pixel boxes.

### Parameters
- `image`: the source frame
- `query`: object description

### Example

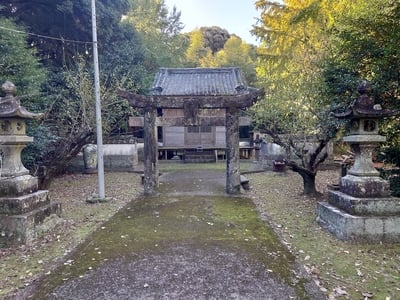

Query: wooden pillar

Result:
[226,107,240,194]
[143,106,158,195]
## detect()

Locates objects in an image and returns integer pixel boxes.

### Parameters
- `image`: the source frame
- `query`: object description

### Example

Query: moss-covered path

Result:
[31,167,324,299]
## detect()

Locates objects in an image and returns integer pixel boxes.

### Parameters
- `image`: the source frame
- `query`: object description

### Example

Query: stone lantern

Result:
[317,81,400,242]
[0,81,61,246]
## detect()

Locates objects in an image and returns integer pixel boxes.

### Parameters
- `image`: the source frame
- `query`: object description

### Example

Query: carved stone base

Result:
[0,175,38,197]
[0,189,62,247]
[328,190,400,216]
[340,175,391,198]
[0,190,50,214]
[317,202,400,243]
[0,199,61,247]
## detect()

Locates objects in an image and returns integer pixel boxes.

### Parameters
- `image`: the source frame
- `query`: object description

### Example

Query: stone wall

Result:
[67,143,139,172]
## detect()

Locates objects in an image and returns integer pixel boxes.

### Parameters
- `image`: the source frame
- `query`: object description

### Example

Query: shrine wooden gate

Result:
[118,68,264,195]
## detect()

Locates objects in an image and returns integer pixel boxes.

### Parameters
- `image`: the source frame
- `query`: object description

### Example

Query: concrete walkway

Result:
[30,168,325,300]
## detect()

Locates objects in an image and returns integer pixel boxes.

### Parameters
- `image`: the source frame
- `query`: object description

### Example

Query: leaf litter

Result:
[248,169,400,300]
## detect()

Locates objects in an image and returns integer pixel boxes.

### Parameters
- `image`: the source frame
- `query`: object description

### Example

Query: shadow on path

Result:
[30,168,325,299]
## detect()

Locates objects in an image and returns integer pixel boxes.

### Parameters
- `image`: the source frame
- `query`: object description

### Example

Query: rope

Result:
[0,25,93,45]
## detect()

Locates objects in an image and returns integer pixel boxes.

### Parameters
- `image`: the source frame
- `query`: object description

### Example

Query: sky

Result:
[163,0,260,45]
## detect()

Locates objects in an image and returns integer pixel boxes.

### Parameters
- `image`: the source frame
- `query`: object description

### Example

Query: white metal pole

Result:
[91,0,105,199]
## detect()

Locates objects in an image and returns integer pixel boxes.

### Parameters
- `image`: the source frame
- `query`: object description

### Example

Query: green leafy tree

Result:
[184,27,232,67]
[1,0,131,67]
[184,30,256,84]
[184,30,211,67]
[100,22,153,93]
[0,17,47,178]
[252,0,357,195]
[25,23,152,183]
[125,0,187,68]
[204,36,257,85]
[322,0,400,166]
[0,17,45,100]
[24,60,96,180]
[1,1,154,183]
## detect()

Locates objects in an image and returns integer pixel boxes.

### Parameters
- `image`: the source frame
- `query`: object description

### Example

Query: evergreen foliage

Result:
[125,0,187,67]
[322,0,400,167]
[1,0,131,67]
[0,18,45,101]
[0,0,156,183]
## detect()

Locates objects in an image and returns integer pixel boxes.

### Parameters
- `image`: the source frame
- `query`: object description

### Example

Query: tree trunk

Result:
[300,171,317,195]
[39,130,94,188]
[286,160,317,195]
[259,130,331,196]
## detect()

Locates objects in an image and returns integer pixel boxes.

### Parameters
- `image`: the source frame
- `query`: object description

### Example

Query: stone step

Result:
[0,201,62,246]
[184,149,216,163]
[328,190,400,216]
[184,157,216,163]
[184,155,216,163]
[0,190,50,215]
[317,201,400,243]
[184,154,215,159]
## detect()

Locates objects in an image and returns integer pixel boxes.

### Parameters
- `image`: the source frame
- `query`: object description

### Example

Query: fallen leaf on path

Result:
[362,292,373,298]
[334,287,348,296]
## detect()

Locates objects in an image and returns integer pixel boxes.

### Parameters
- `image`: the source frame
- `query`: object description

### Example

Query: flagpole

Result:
[91,0,105,199]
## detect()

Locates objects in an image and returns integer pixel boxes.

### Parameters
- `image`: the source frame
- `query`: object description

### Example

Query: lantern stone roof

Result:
[0,81,43,119]
[151,67,252,96]
[334,81,396,119]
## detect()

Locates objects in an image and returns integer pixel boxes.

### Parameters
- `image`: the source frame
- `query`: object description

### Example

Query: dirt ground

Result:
[0,162,399,299]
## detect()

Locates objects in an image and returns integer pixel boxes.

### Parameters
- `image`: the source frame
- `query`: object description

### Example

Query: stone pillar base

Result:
[0,195,62,247]
[328,190,400,216]
[0,175,38,197]
[316,202,400,243]
[340,175,391,198]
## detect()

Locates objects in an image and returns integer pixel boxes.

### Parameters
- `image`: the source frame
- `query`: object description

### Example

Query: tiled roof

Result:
[151,67,249,96]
